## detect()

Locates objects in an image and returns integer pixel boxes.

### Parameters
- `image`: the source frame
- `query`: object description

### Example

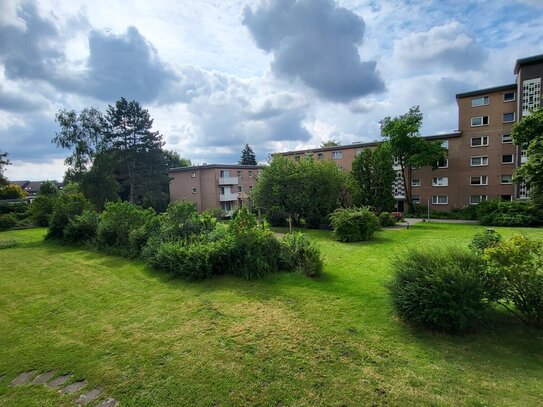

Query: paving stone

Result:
[31,370,56,385]
[76,388,102,405]
[96,398,117,407]
[46,373,72,388]
[10,371,37,386]
[61,379,87,394]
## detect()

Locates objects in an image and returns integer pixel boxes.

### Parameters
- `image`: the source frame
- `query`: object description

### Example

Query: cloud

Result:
[394,22,487,71]
[242,0,385,102]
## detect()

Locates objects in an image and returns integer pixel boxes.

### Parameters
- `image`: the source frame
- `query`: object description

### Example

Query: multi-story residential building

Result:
[169,164,263,216]
[279,53,543,212]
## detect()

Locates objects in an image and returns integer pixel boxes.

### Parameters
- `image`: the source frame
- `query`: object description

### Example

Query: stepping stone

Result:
[32,370,56,385]
[46,373,72,388]
[76,388,102,405]
[96,398,117,407]
[61,379,87,394]
[10,370,37,386]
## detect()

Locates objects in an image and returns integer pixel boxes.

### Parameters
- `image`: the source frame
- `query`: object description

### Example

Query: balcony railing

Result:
[220,191,239,202]
[219,176,239,185]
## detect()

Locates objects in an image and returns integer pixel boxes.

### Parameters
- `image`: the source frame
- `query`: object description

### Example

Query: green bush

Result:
[378,212,396,227]
[329,207,380,242]
[483,235,543,328]
[63,209,99,245]
[266,213,287,227]
[0,202,29,215]
[281,232,323,277]
[97,201,156,256]
[476,200,539,226]
[30,195,56,227]
[46,193,92,240]
[470,229,502,254]
[388,248,487,333]
[0,214,17,231]
[0,239,18,249]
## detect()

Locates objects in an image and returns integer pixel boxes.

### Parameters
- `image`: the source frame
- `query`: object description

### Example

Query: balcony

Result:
[219,176,239,185]
[220,191,239,202]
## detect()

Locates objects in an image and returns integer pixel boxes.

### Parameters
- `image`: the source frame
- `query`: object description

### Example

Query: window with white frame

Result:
[317,152,324,160]
[501,154,514,164]
[471,116,489,127]
[503,112,515,123]
[437,158,448,168]
[502,134,512,143]
[432,177,448,187]
[470,156,488,166]
[411,195,421,204]
[470,175,488,185]
[470,195,488,204]
[237,185,243,193]
[501,174,513,184]
[248,170,254,178]
[503,91,515,102]
[432,195,448,205]
[332,151,343,160]
[471,96,489,107]
[355,148,363,156]
[192,187,197,194]
[471,136,489,147]
[411,178,421,187]
[191,171,196,178]
[522,78,541,116]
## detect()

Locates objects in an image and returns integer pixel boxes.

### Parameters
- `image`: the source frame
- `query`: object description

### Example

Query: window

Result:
[441,140,449,149]
[191,171,196,178]
[248,170,253,178]
[471,136,489,147]
[470,156,488,166]
[522,78,541,115]
[502,134,512,143]
[501,195,512,201]
[411,195,421,204]
[503,112,515,123]
[317,152,324,160]
[237,170,242,177]
[471,116,489,127]
[332,151,343,160]
[503,91,515,102]
[355,148,363,156]
[470,195,488,204]
[237,185,243,193]
[501,154,514,164]
[411,178,421,187]
[470,176,488,185]
[220,186,225,195]
[192,187,197,194]
[471,96,489,107]
[432,177,448,187]
[432,195,448,205]
[249,185,253,191]
[437,158,448,168]
[501,174,512,184]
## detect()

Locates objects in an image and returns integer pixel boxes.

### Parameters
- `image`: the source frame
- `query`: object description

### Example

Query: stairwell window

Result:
[332,151,343,160]
[470,176,488,185]
[471,116,489,127]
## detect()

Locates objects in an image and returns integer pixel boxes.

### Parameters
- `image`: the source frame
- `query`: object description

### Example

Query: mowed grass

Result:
[0,224,542,406]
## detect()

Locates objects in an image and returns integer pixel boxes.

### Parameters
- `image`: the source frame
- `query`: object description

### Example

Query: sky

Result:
[1,0,542,181]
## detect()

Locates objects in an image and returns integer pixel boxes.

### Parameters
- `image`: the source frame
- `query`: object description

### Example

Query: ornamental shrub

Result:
[30,195,56,226]
[0,184,26,199]
[378,212,396,227]
[0,214,17,231]
[329,207,380,242]
[63,209,99,245]
[469,229,502,255]
[46,193,92,240]
[281,232,323,277]
[476,200,540,226]
[388,248,487,333]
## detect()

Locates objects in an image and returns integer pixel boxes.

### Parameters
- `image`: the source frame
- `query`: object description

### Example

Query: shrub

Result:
[281,232,323,277]
[329,207,380,242]
[63,209,99,245]
[129,216,160,258]
[378,212,396,227]
[97,201,156,256]
[0,184,26,199]
[391,212,403,222]
[476,200,540,227]
[46,193,92,240]
[0,214,17,231]
[266,213,287,227]
[0,239,18,249]
[30,195,56,227]
[470,229,502,254]
[483,235,543,328]
[388,248,487,333]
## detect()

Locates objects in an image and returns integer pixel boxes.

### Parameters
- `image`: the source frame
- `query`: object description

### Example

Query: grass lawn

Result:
[0,223,542,406]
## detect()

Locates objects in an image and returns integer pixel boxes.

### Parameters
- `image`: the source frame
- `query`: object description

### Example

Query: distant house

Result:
[11,180,63,197]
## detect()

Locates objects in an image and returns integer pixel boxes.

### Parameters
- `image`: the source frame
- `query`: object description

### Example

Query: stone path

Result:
[8,369,118,406]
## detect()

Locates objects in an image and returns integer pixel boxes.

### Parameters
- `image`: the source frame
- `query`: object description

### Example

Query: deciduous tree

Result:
[0,150,10,186]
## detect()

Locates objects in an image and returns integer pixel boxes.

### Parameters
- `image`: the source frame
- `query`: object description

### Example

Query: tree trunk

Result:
[401,162,414,214]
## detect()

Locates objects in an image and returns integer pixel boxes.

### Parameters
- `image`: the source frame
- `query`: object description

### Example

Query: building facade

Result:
[169,164,263,216]
[279,54,543,212]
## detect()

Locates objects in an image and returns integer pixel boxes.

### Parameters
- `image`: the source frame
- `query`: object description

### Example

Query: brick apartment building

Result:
[169,164,263,216]
[279,54,543,212]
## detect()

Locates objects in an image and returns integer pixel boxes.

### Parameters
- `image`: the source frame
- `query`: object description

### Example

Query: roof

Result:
[456,84,516,99]
[514,53,543,74]
[169,164,264,173]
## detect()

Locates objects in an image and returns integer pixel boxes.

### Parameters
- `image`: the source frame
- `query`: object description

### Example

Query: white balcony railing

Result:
[219,176,239,185]
[220,191,239,202]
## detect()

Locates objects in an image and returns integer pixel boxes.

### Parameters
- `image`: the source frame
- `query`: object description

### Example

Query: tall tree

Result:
[163,150,191,169]
[512,108,543,207]
[239,144,257,165]
[320,139,340,147]
[351,143,396,212]
[381,106,445,213]
[0,150,10,186]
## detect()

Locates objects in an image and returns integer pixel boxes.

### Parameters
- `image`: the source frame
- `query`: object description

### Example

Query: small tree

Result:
[239,144,257,165]
[320,139,340,147]
[0,150,10,186]
[38,181,59,196]
[0,184,26,199]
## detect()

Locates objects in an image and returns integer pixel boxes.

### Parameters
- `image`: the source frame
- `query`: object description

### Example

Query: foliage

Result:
[265,212,287,227]
[475,199,540,226]
[0,239,18,249]
[152,240,221,279]
[0,150,9,186]
[29,195,56,226]
[381,106,446,213]
[46,193,93,241]
[80,152,120,210]
[162,150,191,169]
[483,235,543,328]
[329,207,380,242]
[378,211,396,227]
[391,211,404,222]
[351,143,396,212]
[38,181,59,196]
[0,184,26,199]
[63,209,100,245]
[320,139,340,147]
[469,229,502,255]
[239,143,257,165]
[281,232,323,277]
[512,108,543,206]
[97,201,156,256]
[0,214,17,231]
[388,248,487,333]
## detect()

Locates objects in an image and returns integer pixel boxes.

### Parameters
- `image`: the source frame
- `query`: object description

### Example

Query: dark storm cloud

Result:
[242,0,385,102]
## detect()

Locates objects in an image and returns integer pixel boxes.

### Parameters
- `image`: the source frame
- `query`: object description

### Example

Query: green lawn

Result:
[0,224,542,406]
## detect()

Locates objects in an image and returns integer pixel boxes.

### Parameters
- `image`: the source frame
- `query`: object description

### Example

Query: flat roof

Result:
[456,84,516,99]
[169,164,264,173]
[514,53,543,74]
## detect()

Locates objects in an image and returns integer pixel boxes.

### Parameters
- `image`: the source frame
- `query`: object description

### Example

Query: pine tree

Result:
[239,144,257,165]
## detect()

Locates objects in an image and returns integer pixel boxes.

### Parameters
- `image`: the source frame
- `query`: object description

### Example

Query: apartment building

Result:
[169,164,263,216]
[279,53,543,212]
